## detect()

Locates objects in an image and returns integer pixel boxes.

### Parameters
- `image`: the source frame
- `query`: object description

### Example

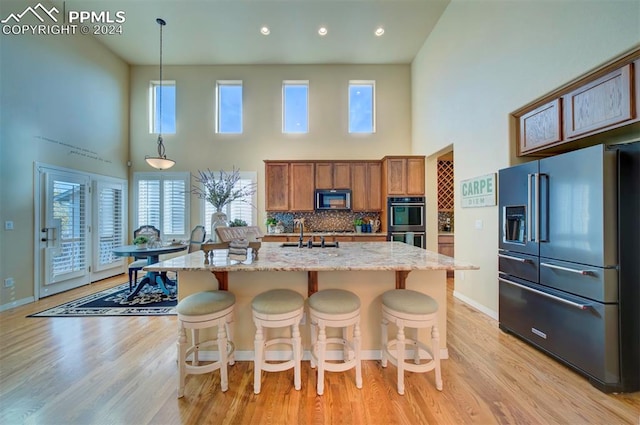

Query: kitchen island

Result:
[146,241,478,360]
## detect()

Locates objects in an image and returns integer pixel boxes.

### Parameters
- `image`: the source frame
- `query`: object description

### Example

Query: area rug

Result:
[28,281,177,317]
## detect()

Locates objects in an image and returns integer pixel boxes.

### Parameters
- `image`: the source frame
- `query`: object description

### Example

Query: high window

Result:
[149,81,176,134]
[134,172,190,240]
[348,80,375,133]
[203,171,257,230]
[216,80,243,134]
[283,80,309,133]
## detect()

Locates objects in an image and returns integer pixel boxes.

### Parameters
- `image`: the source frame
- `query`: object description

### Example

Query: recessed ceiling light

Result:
[260,26,270,35]
[318,26,328,36]
[375,27,385,37]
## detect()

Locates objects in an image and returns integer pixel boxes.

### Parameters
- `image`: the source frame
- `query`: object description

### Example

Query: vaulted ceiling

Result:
[51,0,450,65]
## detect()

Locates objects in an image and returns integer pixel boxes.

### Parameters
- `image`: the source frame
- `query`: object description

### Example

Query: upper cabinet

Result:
[267,157,421,212]
[563,64,633,139]
[383,156,425,196]
[519,99,563,153]
[265,162,314,211]
[515,48,639,156]
[351,162,382,211]
[315,162,351,189]
[265,162,289,211]
[290,162,315,211]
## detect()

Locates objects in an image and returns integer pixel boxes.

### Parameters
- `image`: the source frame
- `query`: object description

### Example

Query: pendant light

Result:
[145,18,175,170]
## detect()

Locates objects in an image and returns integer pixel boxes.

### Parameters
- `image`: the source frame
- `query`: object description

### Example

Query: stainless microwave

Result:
[315,189,351,210]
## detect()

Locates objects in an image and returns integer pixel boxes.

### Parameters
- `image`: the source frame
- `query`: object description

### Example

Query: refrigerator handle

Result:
[534,172,540,243]
[498,277,591,310]
[527,173,533,242]
[538,173,548,242]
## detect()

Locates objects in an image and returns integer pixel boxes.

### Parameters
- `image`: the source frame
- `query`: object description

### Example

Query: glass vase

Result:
[210,211,229,243]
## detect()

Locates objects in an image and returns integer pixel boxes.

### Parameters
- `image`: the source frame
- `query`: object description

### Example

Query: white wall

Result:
[0,0,130,306]
[129,64,413,229]
[412,0,640,315]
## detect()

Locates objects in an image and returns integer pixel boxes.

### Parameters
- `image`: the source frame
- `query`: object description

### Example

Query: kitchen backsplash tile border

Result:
[267,210,381,233]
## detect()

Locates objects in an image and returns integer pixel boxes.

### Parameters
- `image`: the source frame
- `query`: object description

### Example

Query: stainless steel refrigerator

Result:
[498,142,639,393]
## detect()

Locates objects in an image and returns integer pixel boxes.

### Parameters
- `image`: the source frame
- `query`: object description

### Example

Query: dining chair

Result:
[128,225,161,291]
[188,225,207,253]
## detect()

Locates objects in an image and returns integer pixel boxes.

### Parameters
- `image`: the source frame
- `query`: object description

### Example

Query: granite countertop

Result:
[145,241,478,272]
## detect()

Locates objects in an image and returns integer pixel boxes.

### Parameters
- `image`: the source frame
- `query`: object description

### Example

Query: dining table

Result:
[112,244,188,301]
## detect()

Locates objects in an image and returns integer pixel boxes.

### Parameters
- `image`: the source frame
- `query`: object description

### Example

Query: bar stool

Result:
[308,289,362,395]
[176,290,235,397]
[381,289,442,395]
[252,289,304,394]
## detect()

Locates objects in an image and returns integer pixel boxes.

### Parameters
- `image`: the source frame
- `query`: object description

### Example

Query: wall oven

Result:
[388,197,426,249]
[389,231,425,249]
[387,197,425,232]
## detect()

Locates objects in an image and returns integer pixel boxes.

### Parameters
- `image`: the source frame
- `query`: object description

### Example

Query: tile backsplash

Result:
[267,210,381,233]
[438,211,454,232]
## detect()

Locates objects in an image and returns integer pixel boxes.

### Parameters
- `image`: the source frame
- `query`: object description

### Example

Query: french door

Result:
[35,164,126,298]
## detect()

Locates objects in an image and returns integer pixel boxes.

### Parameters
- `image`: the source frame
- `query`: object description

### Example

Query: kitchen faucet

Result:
[294,218,305,247]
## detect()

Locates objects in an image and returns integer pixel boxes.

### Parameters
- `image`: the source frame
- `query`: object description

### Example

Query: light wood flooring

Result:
[1,275,638,424]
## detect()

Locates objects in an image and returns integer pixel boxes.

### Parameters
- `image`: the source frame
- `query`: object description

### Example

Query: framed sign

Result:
[461,173,496,208]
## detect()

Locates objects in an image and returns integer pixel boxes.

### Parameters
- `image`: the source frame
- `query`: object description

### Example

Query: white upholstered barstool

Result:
[176,290,235,397]
[251,289,304,394]
[308,289,362,395]
[381,289,442,395]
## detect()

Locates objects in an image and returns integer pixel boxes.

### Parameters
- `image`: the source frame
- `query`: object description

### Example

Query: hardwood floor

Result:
[1,275,638,424]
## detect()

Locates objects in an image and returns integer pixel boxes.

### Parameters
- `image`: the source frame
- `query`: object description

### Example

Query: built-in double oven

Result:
[387,196,426,249]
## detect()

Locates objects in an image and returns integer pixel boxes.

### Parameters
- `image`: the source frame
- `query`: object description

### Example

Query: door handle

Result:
[540,262,595,276]
[499,277,591,310]
[527,173,533,242]
[498,254,533,263]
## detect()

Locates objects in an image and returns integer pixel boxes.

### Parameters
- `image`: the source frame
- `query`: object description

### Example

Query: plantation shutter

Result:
[96,181,124,268]
[134,172,190,240]
[163,179,186,236]
[204,176,256,230]
[137,179,161,230]
[51,179,87,278]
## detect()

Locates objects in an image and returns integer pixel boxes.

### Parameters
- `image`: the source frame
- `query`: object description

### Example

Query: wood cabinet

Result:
[351,162,382,211]
[514,48,640,156]
[265,162,289,211]
[519,99,562,155]
[265,162,314,211]
[383,156,425,196]
[438,234,454,257]
[438,234,454,278]
[563,64,633,139]
[290,162,315,211]
[315,162,351,189]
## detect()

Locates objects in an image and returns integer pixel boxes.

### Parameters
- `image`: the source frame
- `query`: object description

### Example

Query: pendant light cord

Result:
[157,18,165,158]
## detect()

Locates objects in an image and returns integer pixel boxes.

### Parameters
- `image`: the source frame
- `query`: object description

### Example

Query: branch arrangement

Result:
[191,167,257,211]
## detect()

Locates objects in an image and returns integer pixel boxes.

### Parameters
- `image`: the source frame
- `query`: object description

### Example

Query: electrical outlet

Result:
[4,278,15,288]
[4,221,13,230]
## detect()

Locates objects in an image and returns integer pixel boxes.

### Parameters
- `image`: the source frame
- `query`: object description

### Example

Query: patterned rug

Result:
[28,281,177,317]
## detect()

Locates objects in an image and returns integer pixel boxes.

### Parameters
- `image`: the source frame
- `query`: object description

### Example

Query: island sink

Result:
[280,241,340,248]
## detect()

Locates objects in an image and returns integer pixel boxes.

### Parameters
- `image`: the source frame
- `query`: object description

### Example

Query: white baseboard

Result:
[0,296,35,312]
[189,348,449,362]
[453,290,498,320]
